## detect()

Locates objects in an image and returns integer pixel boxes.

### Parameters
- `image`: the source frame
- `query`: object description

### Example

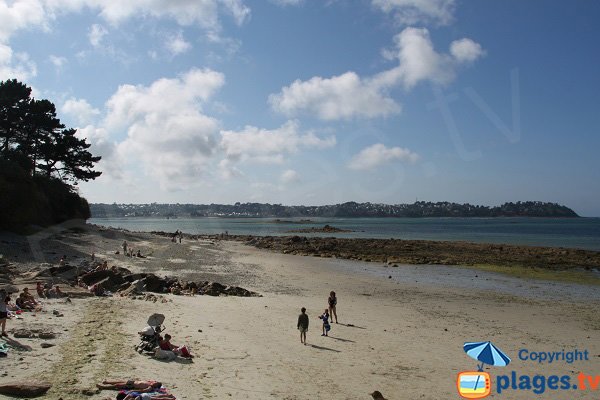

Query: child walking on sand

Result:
[318,309,331,336]
[297,307,309,345]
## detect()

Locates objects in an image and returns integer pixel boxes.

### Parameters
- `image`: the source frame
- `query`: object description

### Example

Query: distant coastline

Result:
[90,201,578,219]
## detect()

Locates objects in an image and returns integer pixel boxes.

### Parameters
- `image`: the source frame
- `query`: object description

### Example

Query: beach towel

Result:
[0,341,8,356]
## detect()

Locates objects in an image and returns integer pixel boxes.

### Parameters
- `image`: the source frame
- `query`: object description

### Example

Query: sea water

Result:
[88,217,600,251]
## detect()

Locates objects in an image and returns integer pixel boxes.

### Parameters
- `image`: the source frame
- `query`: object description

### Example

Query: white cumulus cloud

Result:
[269,72,401,120]
[348,143,419,170]
[372,0,456,26]
[48,54,67,72]
[450,38,485,63]
[220,120,336,164]
[280,169,299,183]
[1,0,250,43]
[0,43,36,80]
[89,68,226,189]
[0,0,47,42]
[62,97,100,126]
[165,31,192,56]
[270,27,484,120]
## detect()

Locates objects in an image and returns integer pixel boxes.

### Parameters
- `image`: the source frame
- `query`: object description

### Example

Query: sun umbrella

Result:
[147,313,165,327]
[464,341,511,368]
[464,341,511,392]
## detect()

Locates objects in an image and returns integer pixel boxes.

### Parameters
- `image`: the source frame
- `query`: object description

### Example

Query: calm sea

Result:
[88,217,600,251]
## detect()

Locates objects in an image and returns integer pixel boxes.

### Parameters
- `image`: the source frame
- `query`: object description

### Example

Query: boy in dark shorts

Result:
[297,307,309,345]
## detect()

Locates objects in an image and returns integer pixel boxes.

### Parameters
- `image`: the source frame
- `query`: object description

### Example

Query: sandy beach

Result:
[1,224,599,399]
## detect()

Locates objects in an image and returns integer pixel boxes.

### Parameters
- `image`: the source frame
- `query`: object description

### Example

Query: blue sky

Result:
[1,0,599,216]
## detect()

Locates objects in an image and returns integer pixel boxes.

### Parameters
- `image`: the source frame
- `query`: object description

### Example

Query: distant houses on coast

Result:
[90,201,578,219]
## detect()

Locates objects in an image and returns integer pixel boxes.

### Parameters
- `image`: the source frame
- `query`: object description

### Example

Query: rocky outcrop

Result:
[287,224,352,233]
[234,235,600,271]
[0,381,52,397]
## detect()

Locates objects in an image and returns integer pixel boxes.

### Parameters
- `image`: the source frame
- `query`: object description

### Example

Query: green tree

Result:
[37,127,101,182]
[0,78,101,182]
[0,79,31,155]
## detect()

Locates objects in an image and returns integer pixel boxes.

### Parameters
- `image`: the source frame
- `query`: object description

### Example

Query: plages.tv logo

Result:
[457,341,511,399]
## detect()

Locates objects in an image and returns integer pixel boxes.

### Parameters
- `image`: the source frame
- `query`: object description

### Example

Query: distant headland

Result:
[90,201,579,218]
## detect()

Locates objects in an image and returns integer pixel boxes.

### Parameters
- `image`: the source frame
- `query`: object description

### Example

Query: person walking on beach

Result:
[318,309,331,336]
[0,289,9,337]
[328,291,338,324]
[297,307,309,345]
[122,240,128,255]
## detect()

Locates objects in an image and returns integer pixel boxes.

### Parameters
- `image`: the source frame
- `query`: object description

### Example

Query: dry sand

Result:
[1,224,599,399]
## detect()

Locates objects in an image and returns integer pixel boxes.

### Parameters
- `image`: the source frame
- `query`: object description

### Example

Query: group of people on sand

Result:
[121,241,146,258]
[0,282,66,337]
[297,291,338,345]
[170,230,183,243]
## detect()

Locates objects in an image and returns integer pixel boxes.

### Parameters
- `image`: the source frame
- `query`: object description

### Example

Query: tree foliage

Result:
[0,78,101,181]
[0,79,100,231]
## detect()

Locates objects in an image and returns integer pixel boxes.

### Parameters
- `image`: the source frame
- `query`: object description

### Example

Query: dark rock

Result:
[123,273,147,282]
[0,381,52,397]
[13,329,34,338]
[80,270,111,285]
[40,343,55,348]
[141,274,167,292]
[201,281,226,296]
[38,332,56,340]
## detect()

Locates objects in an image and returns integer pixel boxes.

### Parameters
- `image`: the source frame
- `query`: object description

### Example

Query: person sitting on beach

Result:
[22,288,38,305]
[97,379,162,391]
[318,309,331,336]
[157,334,192,359]
[16,293,37,311]
[170,283,182,295]
[328,291,338,324]
[136,250,146,258]
[90,283,106,296]
[36,282,47,298]
[58,255,67,266]
[48,285,64,298]
[158,334,178,353]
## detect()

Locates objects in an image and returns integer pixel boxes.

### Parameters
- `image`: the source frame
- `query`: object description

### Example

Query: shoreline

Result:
[144,230,600,285]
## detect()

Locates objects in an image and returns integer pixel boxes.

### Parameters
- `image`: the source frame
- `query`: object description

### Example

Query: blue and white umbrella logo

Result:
[463,341,511,393]
[464,341,511,370]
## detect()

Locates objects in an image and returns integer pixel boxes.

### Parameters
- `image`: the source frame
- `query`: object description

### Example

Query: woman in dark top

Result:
[328,291,338,324]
